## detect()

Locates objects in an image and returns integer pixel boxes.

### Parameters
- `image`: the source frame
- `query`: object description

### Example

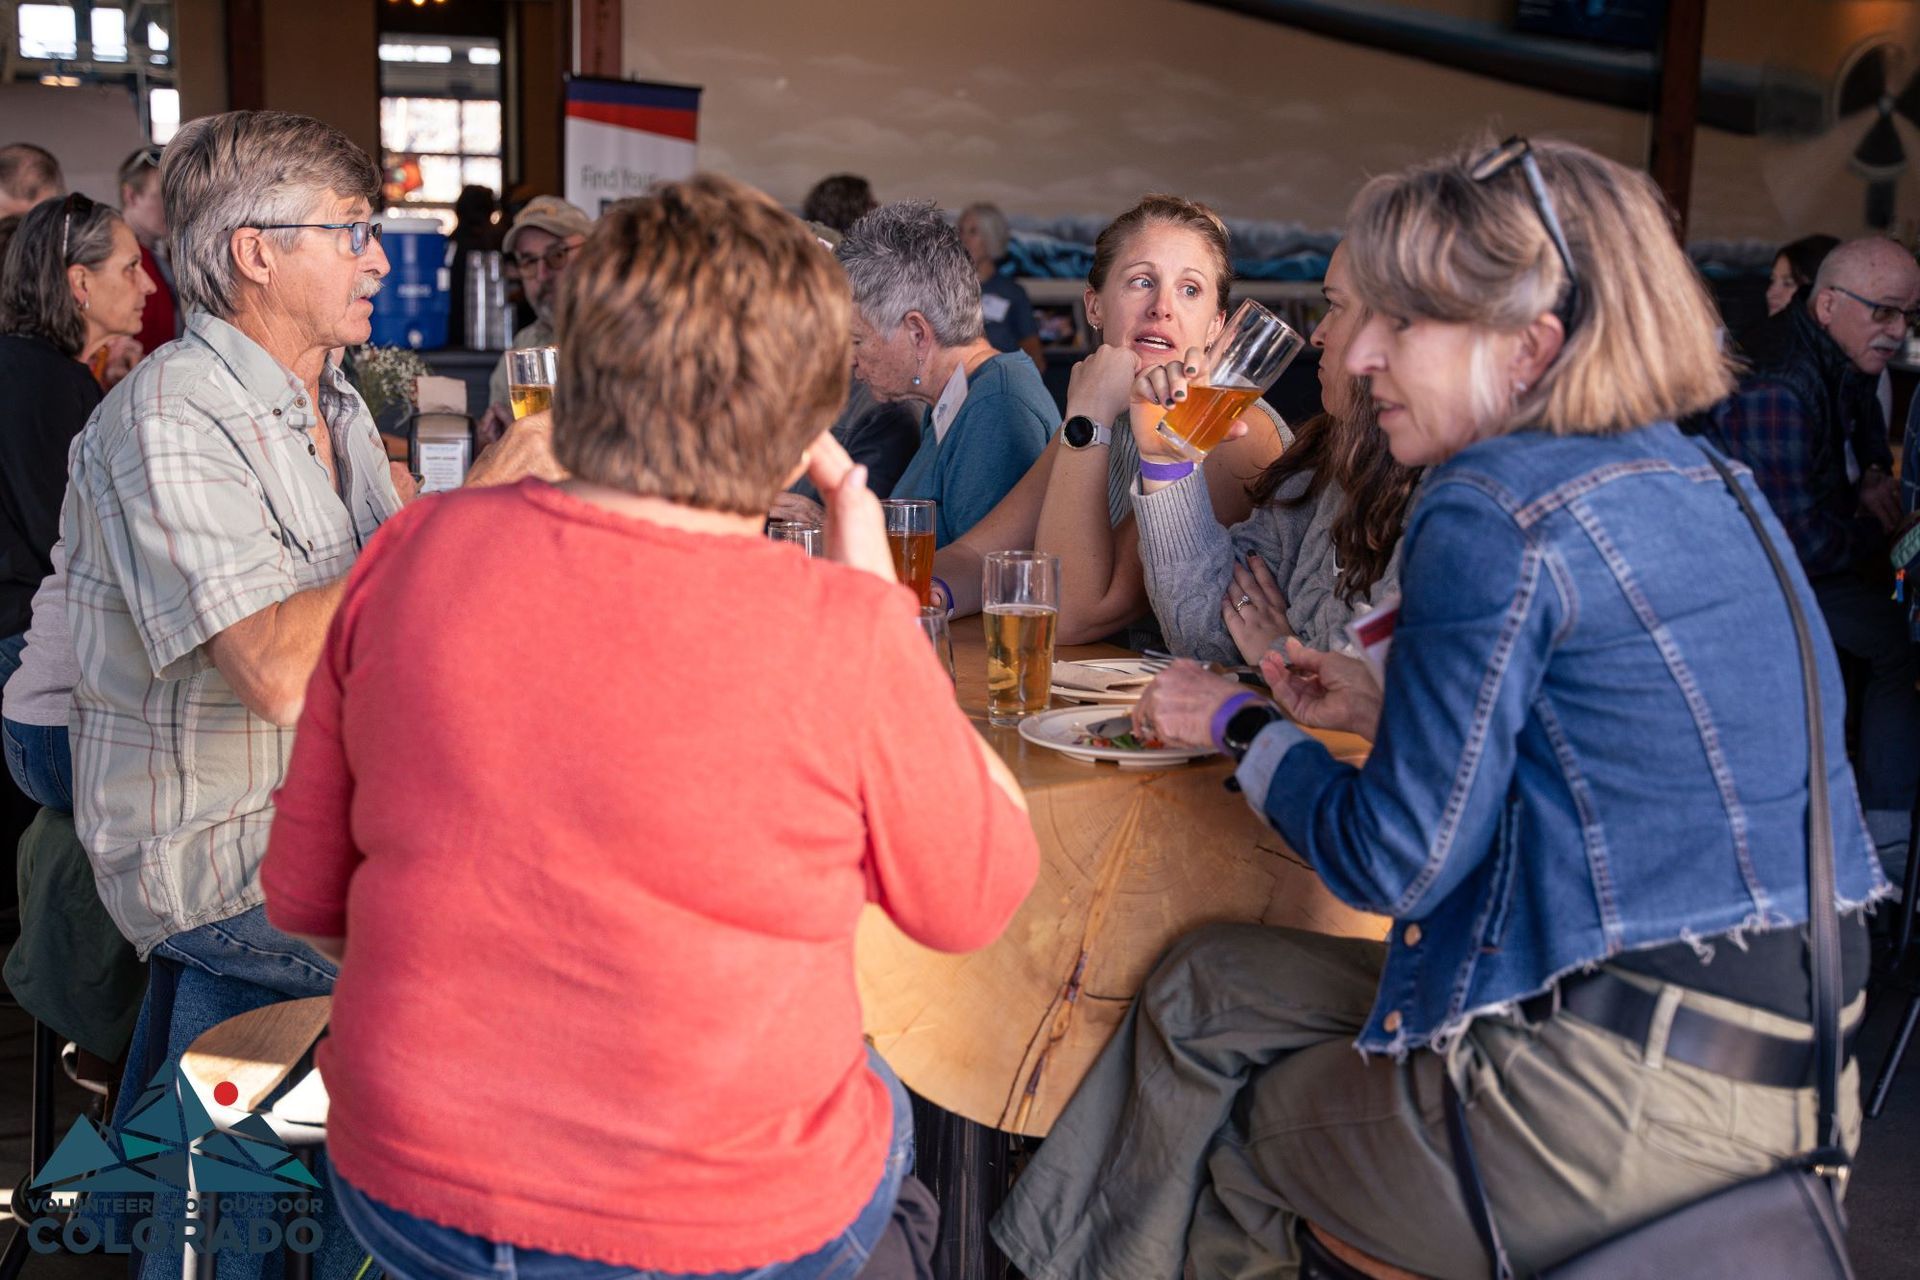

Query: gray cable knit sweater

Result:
[1133,467,1403,662]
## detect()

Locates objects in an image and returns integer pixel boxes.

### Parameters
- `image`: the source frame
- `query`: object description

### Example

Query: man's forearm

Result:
[207,578,348,726]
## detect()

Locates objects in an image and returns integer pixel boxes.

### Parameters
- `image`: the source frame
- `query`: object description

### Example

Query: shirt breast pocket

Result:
[278,518,357,586]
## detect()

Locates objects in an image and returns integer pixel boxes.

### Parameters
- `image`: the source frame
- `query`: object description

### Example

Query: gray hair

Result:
[163,110,379,319]
[1,194,124,357]
[962,202,1010,262]
[836,200,983,346]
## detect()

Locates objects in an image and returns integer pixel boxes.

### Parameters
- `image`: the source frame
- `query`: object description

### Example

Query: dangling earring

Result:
[79,296,90,312]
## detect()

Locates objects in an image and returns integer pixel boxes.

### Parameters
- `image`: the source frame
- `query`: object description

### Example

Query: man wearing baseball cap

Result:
[483,195,594,438]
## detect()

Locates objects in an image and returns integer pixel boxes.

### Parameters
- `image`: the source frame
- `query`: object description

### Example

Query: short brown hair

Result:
[1089,194,1233,312]
[553,174,851,512]
[1345,136,1735,436]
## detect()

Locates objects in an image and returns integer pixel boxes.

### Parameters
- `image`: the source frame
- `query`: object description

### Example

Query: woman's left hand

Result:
[1133,659,1246,749]
[1221,553,1294,665]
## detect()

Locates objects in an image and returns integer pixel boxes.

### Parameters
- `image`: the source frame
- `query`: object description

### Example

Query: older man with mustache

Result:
[1711,235,1920,850]
[63,111,557,1280]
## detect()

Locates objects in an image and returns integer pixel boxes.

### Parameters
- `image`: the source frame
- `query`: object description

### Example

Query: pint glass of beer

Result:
[882,500,938,605]
[983,551,1059,727]
[507,345,559,419]
[1155,300,1303,457]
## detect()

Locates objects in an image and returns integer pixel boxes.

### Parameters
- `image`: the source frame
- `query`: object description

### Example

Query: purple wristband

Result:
[931,576,953,612]
[1210,691,1266,754]
[1139,457,1196,483]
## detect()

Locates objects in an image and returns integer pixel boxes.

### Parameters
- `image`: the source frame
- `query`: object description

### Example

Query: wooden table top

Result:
[858,620,1386,1136]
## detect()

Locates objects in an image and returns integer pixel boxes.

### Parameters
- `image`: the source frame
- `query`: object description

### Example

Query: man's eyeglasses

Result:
[1469,135,1584,333]
[250,220,384,256]
[59,191,96,262]
[1825,285,1920,330]
[506,241,579,278]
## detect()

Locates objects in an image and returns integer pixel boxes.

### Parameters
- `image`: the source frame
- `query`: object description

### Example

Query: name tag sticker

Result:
[981,293,1012,324]
[1345,598,1400,681]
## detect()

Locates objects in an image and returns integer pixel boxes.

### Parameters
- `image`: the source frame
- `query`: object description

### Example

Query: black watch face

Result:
[1063,416,1096,448]
[1226,704,1281,753]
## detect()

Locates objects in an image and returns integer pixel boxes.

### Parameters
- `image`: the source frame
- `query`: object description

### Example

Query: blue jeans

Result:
[111,905,355,1280]
[3,716,71,812]
[330,1048,915,1280]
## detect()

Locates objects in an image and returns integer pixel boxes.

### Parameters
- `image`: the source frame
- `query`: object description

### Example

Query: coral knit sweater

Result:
[263,480,1038,1272]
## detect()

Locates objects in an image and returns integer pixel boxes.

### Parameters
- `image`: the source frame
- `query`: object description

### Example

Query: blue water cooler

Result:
[369,218,451,349]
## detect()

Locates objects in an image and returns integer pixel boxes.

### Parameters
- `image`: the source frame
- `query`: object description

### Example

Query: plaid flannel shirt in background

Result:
[1709,381,1884,580]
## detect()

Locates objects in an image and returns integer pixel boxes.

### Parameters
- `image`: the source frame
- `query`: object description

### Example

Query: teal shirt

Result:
[889,352,1057,546]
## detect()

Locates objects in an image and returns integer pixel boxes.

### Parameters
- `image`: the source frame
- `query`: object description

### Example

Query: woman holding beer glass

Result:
[931,194,1291,642]
[993,138,1888,1276]
[263,175,1039,1280]
[1133,240,1422,662]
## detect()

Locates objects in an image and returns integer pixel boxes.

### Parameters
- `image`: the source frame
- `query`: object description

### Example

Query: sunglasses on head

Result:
[1469,135,1584,334]
[59,191,97,262]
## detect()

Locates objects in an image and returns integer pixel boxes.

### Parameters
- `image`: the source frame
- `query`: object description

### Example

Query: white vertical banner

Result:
[563,77,702,215]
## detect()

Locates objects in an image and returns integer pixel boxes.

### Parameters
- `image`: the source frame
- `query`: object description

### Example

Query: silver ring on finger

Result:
[1234,594,1252,612]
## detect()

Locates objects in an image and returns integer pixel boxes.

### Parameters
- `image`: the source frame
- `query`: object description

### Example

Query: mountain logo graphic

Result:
[29,1064,320,1196]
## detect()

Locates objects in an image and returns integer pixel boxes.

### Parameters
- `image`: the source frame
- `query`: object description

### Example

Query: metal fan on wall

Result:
[1762,26,1920,233]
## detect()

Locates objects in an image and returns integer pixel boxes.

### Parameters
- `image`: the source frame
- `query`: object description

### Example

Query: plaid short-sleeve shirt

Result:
[65,312,402,957]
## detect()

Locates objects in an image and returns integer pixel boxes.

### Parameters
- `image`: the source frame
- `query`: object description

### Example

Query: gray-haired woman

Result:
[837,200,1057,545]
[0,193,152,682]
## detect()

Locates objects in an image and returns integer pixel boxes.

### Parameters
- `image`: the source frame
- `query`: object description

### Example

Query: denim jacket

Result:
[1236,423,1890,1055]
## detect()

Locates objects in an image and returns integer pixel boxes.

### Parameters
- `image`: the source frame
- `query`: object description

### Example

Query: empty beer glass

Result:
[1155,300,1304,457]
[767,520,824,556]
[983,551,1059,727]
[915,606,957,684]
[507,346,559,419]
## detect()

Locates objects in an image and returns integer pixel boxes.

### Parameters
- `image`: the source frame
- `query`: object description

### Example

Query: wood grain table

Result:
[857,622,1387,1140]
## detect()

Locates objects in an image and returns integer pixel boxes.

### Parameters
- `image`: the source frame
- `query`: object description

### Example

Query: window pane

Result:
[148,21,170,53]
[385,204,453,234]
[93,9,128,61]
[19,4,77,59]
[414,155,462,204]
[461,157,502,195]
[150,88,180,144]
[460,101,501,155]
[382,98,460,153]
[468,46,501,65]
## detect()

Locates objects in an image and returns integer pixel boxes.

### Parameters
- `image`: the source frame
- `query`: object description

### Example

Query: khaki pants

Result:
[990,924,1861,1280]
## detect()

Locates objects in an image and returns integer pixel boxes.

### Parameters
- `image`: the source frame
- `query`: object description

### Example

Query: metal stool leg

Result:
[1866,786,1920,1119]
[3,1022,75,1280]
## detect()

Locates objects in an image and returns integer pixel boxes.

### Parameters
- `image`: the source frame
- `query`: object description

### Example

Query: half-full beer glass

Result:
[983,551,1059,727]
[507,346,559,419]
[882,499,938,605]
[1155,300,1303,457]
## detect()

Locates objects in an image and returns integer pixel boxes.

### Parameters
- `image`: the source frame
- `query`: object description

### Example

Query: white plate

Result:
[1047,658,1165,705]
[1017,706,1218,769]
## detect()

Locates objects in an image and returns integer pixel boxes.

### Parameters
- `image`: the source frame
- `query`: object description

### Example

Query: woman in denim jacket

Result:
[992,138,1891,1279]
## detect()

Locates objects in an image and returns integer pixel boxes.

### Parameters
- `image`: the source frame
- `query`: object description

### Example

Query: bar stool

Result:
[177,997,333,1280]
[1297,1221,1431,1279]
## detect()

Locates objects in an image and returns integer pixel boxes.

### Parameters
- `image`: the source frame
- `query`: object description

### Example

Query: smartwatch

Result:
[1217,697,1286,763]
[1062,415,1112,450]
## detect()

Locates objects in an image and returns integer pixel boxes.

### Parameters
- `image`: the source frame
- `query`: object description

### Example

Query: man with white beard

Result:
[1711,235,1920,854]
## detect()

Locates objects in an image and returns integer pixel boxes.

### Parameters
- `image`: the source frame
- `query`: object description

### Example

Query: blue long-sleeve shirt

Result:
[888,353,1056,546]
